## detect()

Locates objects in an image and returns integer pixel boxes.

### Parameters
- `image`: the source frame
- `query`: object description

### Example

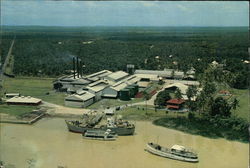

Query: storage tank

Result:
[120,89,130,101]
[126,86,135,98]
[131,84,139,95]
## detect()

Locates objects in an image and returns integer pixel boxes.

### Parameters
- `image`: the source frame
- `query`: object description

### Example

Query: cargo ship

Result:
[65,113,135,136]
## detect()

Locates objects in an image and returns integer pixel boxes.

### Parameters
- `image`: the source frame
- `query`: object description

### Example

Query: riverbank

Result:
[153,116,249,143]
[0,108,46,124]
[118,106,249,143]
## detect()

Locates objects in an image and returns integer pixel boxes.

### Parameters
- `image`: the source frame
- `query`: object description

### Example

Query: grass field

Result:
[1,76,66,105]
[0,77,67,116]
[0,104,38,116]
[118,105,188,120]
[230,89,249,121]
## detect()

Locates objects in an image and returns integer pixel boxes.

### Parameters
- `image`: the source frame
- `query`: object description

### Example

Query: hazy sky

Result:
[1,1,249,27]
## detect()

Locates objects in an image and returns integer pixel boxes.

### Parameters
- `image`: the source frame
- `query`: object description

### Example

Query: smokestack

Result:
[73,57,76,79]
[76,57,79,78]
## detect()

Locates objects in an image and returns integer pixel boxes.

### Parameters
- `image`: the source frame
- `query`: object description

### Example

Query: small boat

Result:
[83,129,118,141]
[145,143,198,163]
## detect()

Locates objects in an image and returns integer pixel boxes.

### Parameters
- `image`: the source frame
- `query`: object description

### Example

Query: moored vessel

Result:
[145,143,198,163]
[65,114,135,136]
[83,129,118,141]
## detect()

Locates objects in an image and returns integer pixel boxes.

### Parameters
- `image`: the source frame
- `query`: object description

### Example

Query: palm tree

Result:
[196,91,206,115]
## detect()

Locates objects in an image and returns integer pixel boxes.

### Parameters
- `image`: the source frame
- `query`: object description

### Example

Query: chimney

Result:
[73,57,76,79]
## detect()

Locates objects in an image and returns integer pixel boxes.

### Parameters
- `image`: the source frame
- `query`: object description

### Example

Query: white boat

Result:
[83,129,118,141]
[146,143,199,163]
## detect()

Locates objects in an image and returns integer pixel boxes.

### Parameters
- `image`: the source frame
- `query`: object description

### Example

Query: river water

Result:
[0,118,248,168]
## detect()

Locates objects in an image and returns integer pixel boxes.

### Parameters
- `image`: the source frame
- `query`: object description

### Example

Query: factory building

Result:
[102,75,140,98]
[86,70,112,82]
[65,91,95,108]
[134,74,159,82]
[53,75,91,93]
[135,69,185,79]
[104,71,129,83]
[85,80,109,101]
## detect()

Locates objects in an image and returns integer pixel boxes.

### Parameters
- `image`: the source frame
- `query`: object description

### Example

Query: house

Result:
[166,99,185,110]
[65,91,95,108]
[6,96,42,106]
[219,90,231,96]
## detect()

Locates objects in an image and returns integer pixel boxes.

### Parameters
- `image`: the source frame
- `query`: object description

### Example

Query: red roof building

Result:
[166,99,185,110]
[219,90,231,95]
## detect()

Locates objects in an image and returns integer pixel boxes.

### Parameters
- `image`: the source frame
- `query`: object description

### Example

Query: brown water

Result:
[0,118,248,168]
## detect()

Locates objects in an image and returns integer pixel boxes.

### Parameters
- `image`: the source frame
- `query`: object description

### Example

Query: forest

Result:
[1,26,249,88]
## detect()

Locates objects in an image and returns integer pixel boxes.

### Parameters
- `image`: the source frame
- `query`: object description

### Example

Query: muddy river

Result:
[0,118,248,168]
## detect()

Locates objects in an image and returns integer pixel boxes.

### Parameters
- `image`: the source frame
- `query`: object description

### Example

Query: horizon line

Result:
[1,25,249,28]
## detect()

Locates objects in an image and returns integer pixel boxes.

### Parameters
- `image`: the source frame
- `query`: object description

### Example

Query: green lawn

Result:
[230,89,249,121]
[0,104,38,116]
[87,98,143,109]
[118,106,188,120]
[1,77,66,106]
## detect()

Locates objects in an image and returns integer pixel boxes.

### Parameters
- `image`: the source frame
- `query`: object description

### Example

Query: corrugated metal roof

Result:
[65,91,95,101]
[6,96,42,104]
[110,75,140,91]
[86,70,112,78]
[106,71,129,81]
[86,80,109,92]
[135,69,184,78]
[164,83,188,94]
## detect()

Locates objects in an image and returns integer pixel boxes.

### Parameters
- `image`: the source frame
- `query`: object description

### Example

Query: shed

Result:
[6,96,42,106]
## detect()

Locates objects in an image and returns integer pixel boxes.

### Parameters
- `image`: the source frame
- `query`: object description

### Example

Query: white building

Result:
[135,69,184,79]
[65,91,95,108]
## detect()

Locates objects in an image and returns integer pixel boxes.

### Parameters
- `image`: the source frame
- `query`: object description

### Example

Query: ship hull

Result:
[65,120,135,136]
[146,143,199,163]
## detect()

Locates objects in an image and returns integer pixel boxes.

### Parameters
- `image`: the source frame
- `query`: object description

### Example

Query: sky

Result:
[1,1,249,27]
